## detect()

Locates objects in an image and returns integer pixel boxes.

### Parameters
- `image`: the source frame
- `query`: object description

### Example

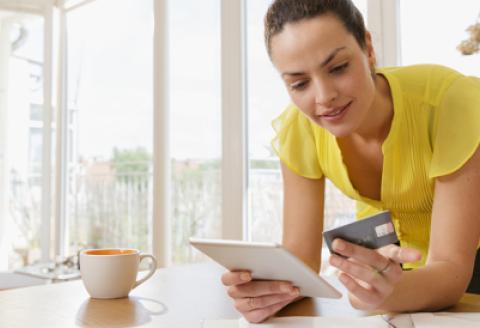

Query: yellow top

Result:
[272,64,480,269]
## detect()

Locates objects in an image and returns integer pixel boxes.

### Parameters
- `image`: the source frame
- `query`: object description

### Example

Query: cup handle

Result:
[133,254,157,289]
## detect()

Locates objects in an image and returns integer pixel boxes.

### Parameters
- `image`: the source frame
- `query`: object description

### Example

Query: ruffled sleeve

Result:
[271,105,323,179]
[429,76,480,178]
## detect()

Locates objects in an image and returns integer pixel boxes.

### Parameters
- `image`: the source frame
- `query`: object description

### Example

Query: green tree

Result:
[112,147,151,184]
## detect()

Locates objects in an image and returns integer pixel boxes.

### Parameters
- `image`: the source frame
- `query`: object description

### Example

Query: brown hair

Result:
[264,0,367,57]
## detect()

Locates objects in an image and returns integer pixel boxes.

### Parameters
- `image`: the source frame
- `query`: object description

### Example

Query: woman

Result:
[222,0,480,323]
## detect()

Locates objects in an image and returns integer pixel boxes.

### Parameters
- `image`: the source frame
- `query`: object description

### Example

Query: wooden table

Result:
[0,262,479,327]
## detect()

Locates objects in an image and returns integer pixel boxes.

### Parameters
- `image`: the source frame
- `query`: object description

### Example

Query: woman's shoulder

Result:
[379,63,462,80]
[272,104,325,179]
[378,64,464,105]
[427,68,480,178]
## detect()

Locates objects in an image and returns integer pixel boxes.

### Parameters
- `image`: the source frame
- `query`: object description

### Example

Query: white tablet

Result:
[189,238,341,299]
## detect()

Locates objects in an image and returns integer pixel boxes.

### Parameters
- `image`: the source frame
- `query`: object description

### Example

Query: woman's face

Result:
[270,14,377,137]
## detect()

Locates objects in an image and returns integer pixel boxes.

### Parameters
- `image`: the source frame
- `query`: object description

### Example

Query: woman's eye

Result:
[290,81,308,91]
[330,63,349,74]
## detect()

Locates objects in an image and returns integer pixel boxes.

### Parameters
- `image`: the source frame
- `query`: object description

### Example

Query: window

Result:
[245,0,287,243]
[400,0,480,76]
[168,0,222,263]
[65,0,154,255]
[0,11,45,270]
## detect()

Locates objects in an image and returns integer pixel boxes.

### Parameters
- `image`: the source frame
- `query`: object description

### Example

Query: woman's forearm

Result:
[379,261,469,312]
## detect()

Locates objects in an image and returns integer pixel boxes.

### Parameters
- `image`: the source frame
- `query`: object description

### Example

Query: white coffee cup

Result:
[80,248,157,299]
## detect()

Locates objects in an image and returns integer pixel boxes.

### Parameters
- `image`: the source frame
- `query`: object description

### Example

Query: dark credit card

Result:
[323,211,398,253]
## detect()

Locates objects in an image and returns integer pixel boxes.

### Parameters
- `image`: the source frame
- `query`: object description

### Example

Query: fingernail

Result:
[410,253,422,261]
[333,240,345,251]
[280,284,292,293]
[290,287,299,296]
[240,273,251,281]
[330,255,341,266]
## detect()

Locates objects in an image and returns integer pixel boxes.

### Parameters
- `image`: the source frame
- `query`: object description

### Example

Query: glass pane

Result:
[168,0,221,264]
[400,0,480,76]
[0,11,44,270]
[246,0,287,243]
[66,0,154,256]
[246,1,365,243]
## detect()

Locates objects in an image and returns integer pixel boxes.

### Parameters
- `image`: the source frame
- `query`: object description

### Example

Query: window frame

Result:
[220,0,247,241]
[0,0,56,265]
[367,0,400,67]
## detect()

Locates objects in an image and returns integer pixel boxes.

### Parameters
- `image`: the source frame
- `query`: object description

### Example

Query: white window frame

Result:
[152,0,170,267]
[220,0,247,240]
[47,0,172,267]
[53,0,172,266]
[42,0,55,262]
[0,0,58,263]
[367,0,400,67]
[54,0,67,258]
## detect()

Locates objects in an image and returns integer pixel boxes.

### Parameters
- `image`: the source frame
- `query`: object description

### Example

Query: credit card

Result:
[323,211,398,254]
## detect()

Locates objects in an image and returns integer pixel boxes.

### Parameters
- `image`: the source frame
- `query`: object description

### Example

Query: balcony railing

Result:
[7,159,355,269]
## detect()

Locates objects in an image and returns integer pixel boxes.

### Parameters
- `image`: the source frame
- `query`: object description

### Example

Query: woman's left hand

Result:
[328,239,422,311]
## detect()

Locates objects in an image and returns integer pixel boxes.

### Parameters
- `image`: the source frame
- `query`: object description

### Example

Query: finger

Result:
[332,239,396,275]
[221,271,252,286]
[338,272,384,308]
[329,254,393,294]
[228,280,296,298]
[378,244,422,263]
[244,299,293,323]
[235,289,299,312]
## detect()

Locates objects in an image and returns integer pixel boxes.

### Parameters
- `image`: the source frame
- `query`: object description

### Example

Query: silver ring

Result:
[376,260,392,274]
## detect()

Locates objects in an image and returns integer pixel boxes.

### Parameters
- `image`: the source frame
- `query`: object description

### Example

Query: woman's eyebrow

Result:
[319,46,347,68]
[281,46,347,77]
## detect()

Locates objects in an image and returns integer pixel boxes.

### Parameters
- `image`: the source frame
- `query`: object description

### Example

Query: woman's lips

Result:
[319,101,352,122]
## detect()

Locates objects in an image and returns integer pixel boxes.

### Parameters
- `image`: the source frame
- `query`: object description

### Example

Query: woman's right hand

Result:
[221,271,300,323]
